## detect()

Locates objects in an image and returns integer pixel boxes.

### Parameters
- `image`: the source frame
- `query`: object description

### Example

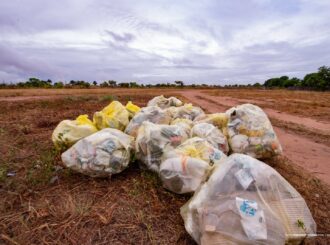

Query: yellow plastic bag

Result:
[93,101,129,131]
[52,114,98,150]
[125,101,140,119]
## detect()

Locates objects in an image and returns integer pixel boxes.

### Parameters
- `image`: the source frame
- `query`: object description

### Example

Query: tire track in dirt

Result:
[180,90,330,186]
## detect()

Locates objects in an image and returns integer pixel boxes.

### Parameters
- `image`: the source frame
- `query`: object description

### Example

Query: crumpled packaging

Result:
[191,122,229,154]
[147,95,183,109]
[181,154,316,245]
[125,106,172,138]
[160,156,211,194]
[135,121,189,173]
[167,103,205,121]
[52,114,98,150]
[225,104,282,158]
[163,137,227,166]
[61,128,134,177]
[93,101,129,131]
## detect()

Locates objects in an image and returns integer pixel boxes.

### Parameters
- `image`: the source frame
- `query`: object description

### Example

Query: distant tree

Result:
[175,80,184,87]
[93,81,97,86]
[54,81,64,88]
[108,80,117,87]
[100,81,109,87]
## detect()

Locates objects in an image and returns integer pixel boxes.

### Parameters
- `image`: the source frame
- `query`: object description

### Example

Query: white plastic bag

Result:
[160,156,211,194]
[61,128,134,177]
[135,121,189,172]
[125,106,172,138]
[191,123,229,154]
[181,154,316,245]
[225,104,282,158]
[147,95,183,109]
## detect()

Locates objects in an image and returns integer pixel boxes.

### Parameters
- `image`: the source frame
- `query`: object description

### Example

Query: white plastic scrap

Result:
[181,154,316,245]
[61,128,134,177]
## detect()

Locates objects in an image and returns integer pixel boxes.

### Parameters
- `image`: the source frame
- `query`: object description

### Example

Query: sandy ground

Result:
[180,90,330,185]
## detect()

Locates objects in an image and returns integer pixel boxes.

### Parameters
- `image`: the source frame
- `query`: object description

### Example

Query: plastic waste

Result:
[225,104,282,158]
[160,156,211,194]
[125,106,172,138]
[52,115,98,150]
[163,137,227,166]
[194,113,229,136]
[170,118,193,137]
[135,121,189,172]
[147,95,183,109]
[191,123,229,154]
[125,101,140,119]
[61,128,134,177]
[181,154,316,245]
[167,103,205,121]
[93,101,129,131]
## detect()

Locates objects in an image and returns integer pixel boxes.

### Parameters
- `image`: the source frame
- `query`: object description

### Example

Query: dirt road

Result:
[180,90,330,185]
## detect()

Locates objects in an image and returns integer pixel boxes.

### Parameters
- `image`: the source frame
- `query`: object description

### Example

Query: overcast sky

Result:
[0,0,329,84]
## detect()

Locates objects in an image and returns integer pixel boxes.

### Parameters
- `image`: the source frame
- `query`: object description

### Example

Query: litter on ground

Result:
[52,95,315,244]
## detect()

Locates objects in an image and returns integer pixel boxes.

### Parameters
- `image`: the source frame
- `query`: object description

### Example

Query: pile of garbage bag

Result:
[52,94,315,243]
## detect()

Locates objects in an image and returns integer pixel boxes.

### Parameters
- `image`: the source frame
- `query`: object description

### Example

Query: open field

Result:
[0,88,329,244]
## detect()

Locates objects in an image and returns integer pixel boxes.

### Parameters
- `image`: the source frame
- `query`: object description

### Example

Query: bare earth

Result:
[0,88,329,244]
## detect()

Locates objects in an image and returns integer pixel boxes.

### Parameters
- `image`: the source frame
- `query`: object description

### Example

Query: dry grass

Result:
[205,89,330,122]
[0,89,329,244]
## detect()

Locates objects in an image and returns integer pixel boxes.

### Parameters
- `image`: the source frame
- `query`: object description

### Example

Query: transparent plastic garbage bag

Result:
[163,137,227,166]
[125,106,172,138]
[170,118,193,138]
[160,156,211,194]
[135,121,189,173]
[147,95,183,109]
[61,128,134,177]
[167,103,205,121]
[225,104,282,158]
[191,123,229,154]
[194,113,229,132]
[181,154,316,245]
[52,114,98,150]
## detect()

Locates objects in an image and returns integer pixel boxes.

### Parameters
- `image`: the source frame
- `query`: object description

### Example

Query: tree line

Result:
[0,66,329,90]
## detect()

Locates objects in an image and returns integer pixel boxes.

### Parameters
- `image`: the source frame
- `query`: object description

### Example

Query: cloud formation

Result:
[0,0,329,84]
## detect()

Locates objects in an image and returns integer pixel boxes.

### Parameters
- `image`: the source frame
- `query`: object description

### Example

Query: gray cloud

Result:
[0,0,329,84]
